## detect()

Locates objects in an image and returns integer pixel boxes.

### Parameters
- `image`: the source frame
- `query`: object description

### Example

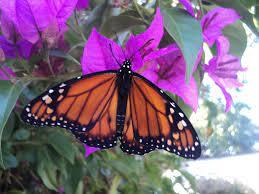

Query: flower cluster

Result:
[181,0,244,112]
[82,4,244,112]
[0,0,245,157]
[0,0,89,64]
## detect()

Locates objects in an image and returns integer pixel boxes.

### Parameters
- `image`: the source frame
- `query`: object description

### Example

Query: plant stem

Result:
[12,141,42,146]
[74,11,87,42]
[197,0,204,18]
[108,175,122,194]
[43,43,55,76]
[133,0,149,25]
[0,64,13,80]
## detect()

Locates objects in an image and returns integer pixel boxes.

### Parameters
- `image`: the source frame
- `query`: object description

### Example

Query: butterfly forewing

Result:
[21,71,120,148]
[120,73,201,159]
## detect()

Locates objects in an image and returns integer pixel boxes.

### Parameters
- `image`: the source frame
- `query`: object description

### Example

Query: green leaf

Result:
[47,130,76,164]
[0,80,28,169]
[2,112,16,141]
[100,15,146,37]
[223,21,247,57]
[14,129,30,141]
[16,147,37,163]
[75,181,84,194]
[3,152,18,168]
[108,175,122,194]
[208,0,259,36]
[160,5,203,82]
[7,190,27,194]
[37,160,58,191]
[63,159,85,194]
[36,146,60,191]
[49,49,81,66]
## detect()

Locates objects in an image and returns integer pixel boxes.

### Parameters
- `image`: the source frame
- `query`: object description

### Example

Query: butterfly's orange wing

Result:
[120,73,201,159]
[21,71,119,148]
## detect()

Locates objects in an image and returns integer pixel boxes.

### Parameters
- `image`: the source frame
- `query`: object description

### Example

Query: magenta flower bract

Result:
[76,0,89,10]
[12,0,77,44]
[83,144,99,157]
[179,0,195,17]
[15,0,55,44]
[0,65,16,80]
[142,44,199,111]
[82,8,199,112]
[46,0,78,28]
[0,9,34,59]
[0,36,33,59]
[0,48,5,62]
[0,12,18,42]
[203,36,245,112]
[201,7,240,46]
[82,8,163,74]
[179,2,240,46]
[178,2,243,111]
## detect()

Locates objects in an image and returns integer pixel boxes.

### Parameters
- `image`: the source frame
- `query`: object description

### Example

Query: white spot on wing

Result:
[170,102,175,107]
[179,112,184,117]
[182,120,187,127]
[59,83,66,88]
[42,95,49,101]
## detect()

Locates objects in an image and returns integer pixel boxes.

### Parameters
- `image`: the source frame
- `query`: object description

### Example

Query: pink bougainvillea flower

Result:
[15,0,55,44]
[179,2,240,47]
[179,0,195,17]
[0,65,16,80]
[82,8,198,112]
[0,48,5,62]
[76,0,89,10]
[83,144,99,157]
[142,44,199,111]
[201,7,240,46]
[203,36,245,112]
[46,0,78,28]
[0,12,18,42]
[0,36,33,59]
[0,5,34,59]
[14,0,77,44]
[41,20,69,48]
[82,8,163,74]
[0,0,17,26]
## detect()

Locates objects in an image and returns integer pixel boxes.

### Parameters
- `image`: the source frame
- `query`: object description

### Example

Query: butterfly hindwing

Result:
[120,72,201,159]
[21,70,120,149]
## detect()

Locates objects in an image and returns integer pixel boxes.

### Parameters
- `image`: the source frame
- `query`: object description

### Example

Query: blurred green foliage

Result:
[196,86,258,158]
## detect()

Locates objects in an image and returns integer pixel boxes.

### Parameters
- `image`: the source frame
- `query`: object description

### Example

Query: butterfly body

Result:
[21,59,201,159]
[115,60,133,136]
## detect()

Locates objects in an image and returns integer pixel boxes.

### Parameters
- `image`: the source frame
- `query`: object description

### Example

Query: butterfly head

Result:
[119,59,132,74]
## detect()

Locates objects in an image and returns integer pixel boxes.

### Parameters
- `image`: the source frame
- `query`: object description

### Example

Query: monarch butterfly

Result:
[21,42,201,159]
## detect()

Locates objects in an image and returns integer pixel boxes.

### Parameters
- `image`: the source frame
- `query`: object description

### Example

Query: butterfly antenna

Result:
[129,38,154,61]
[109,43,121,67]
